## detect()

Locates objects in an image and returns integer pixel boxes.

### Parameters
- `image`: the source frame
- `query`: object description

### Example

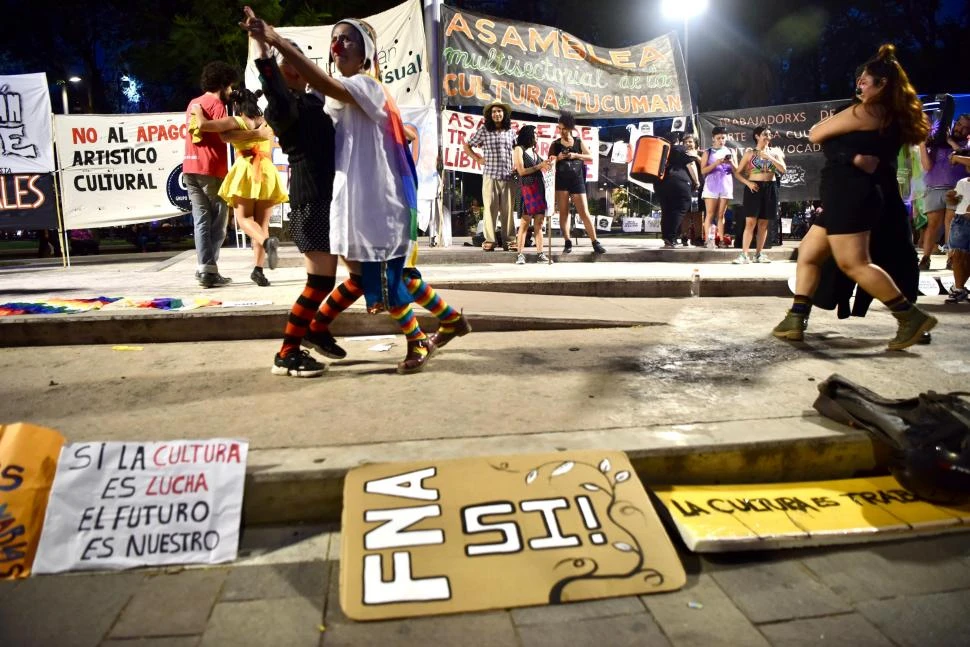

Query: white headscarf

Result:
[334,19,378,75]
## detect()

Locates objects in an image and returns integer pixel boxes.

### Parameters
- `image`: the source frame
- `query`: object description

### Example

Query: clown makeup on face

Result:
[331,23,366,77]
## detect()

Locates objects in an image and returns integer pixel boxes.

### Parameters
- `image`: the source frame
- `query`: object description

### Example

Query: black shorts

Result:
[288,201,331,254]
[555,174,587,195]
[741,180,779,220]
[816,172,882,235]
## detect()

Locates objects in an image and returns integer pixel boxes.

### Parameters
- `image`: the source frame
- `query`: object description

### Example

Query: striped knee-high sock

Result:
[388,304,427,342]
[405,275,461,331]
[309,274,363,335]
[279,273,335,357]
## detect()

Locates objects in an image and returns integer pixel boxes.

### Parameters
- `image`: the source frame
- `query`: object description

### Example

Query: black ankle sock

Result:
[253,266,264,273]
[885,295,910,312]
[791,295,812,315]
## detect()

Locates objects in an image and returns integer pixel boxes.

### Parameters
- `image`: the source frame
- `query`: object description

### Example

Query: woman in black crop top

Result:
[548,111,606,255]
[773,44,936,351]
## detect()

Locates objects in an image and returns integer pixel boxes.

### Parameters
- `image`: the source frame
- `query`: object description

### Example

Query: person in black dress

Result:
[548,111,606,255]
[773,44,935,351]
[656,133,699,248]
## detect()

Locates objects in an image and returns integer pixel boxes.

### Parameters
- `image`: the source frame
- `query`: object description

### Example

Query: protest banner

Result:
[244,0,432,109]
[697,100,850,202]
[0,73,55,175]
[0,173,57,230]
[0,422,65,579]
[340,450,684,620]
[441,6,690,119]
[54,113,190,229]
[442,109,599,181]
[32,439,248,574]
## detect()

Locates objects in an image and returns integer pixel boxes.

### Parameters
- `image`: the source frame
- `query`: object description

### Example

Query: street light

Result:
[58,76,82,114]
[660,0,708,74]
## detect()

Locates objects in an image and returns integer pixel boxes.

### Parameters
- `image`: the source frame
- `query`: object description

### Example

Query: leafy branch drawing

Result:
[509,457,666,604]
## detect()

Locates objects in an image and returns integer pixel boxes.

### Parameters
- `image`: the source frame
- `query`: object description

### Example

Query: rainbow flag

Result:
[383,87,418,243]
[0,297,222,316]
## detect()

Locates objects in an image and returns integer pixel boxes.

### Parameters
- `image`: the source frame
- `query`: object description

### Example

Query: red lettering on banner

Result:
[144,473,210,496]
[71,128,97,144]
[152,442,242,467]
[136,124,189,143]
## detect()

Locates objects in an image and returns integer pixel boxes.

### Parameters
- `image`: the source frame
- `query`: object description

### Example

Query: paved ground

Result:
[2,526,969,646]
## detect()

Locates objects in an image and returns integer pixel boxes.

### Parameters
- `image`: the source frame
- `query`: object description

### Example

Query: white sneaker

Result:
[515,253,526,265]
[536,252,549,263]
[732,252,750,264]
[755,252,771,264]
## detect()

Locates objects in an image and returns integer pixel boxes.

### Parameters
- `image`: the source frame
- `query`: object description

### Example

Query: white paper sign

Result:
[442,109,599,182]
[33,439,248,574]
[621,217,643,233]
[0,73,55,174]
[596,215,613,231]
[917,276,940,296]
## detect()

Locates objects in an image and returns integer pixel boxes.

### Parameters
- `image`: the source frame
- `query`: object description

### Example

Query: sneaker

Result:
[563,239,573,254]
[772,310,808,341]
[303,329,347,360]
[755,252,771,264]
[888,306,938,350]
[263,236,280,270]
[397,338,436,374]
[199,272,232,288]
[250,267,270,287]
[592,240,607,254]
[732,252,750,264]
[662,241,677,249]
[945,288,969,304]
[515,253,526,264]
[536,252,549,263]
[918,256,931,271]
[429,312,472,349]
[271,350,327,378]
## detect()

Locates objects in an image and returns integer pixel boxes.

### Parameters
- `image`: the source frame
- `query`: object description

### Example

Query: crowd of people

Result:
[178,8,963,373]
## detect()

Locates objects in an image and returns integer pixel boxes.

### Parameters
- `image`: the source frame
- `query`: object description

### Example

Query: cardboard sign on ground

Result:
[32,439,248,574]
[340,450,685,621]
[0,422,65,579]
[654,476,970,552]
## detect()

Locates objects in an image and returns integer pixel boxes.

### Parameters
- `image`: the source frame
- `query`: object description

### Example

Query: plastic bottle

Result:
[690,268,701,297]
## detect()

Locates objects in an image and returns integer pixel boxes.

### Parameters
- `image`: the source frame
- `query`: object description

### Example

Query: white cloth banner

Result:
[401,105,439,230]
[54,113,190,228]
[441,109,599,182]
[0,73,55,174]
[33,439,248,574]
[245,0,431,109]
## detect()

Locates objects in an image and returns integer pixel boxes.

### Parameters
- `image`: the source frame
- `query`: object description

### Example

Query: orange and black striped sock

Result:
[309,273,364,336]
[280,273,335,357]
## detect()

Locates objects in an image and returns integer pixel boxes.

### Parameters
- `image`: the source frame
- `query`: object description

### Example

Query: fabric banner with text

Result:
[697,100,850,202]
[32,439,248,574]
[442,109,599,182]
[0,173,58,230]
[0,73,55,174]
[0,422,65,579]
[54,113,190,229]
[441,6,690,119]
[244,0,432,109]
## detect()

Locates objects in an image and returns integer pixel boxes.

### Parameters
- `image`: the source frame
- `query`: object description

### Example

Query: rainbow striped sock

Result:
[405,275,460,331]
[388,304,427,343]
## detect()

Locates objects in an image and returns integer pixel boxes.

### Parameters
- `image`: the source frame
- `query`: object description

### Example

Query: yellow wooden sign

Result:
[654,476,970,552]
[340,450,685,621]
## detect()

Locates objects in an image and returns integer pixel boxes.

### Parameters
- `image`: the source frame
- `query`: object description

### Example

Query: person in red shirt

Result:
[183,61,239,288]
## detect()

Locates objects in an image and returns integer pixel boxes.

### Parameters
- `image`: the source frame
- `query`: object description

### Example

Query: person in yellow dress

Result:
[193,88,288,286]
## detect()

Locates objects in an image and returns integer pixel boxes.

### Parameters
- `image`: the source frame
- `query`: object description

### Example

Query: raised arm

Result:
[808,103,882,144]
[241,6,356,106]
